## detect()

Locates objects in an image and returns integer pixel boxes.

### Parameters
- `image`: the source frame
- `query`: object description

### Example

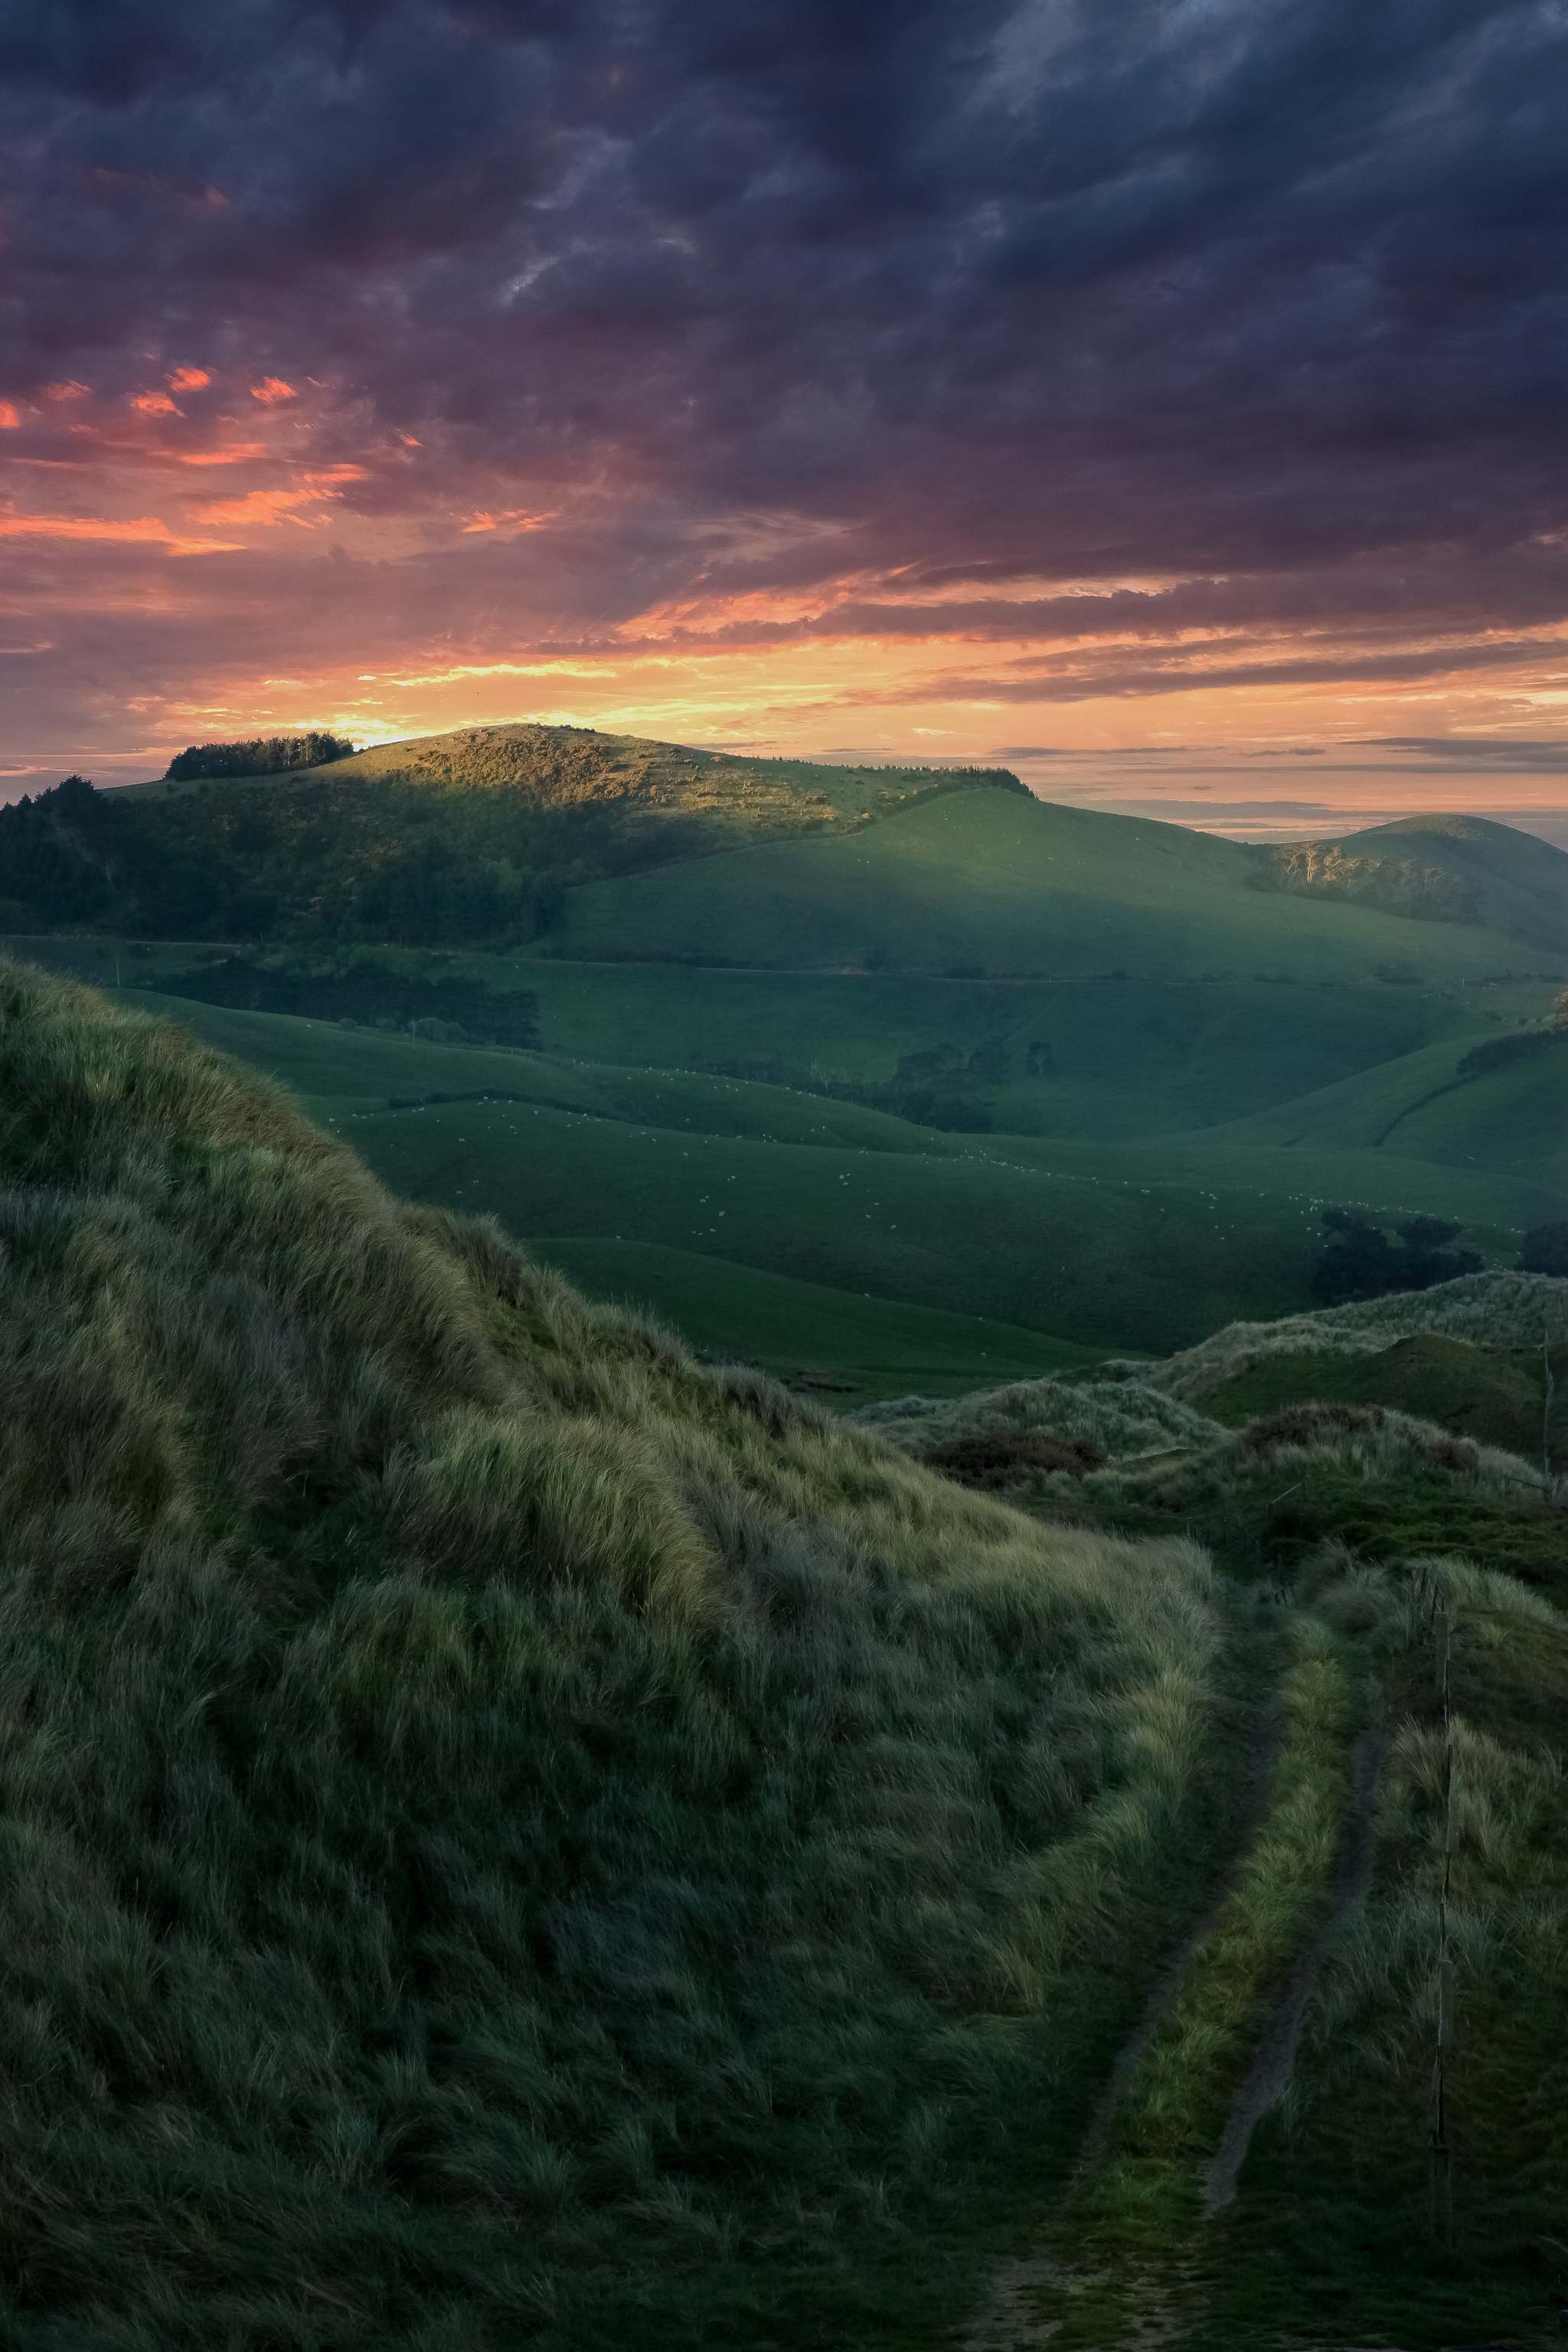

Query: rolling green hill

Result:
[549,786,1557,980]
[11,936,1497,1138]
[59,989,1563,1361]
[0,727,1022,947]
[9,719,1568,1384]
[7,958,1567,2350]
[1263,812,1568,956]
[1210,1026,1568,1178]
[129,719,1019,836]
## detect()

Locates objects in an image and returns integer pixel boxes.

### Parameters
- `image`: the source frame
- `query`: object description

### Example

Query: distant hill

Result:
[2,724,1023,945]
[5,720,1566,980]
[1256,812,1568,956]
[547,782,1561,981]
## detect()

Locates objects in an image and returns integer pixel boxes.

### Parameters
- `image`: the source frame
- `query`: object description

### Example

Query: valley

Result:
[6,728,1568,2346]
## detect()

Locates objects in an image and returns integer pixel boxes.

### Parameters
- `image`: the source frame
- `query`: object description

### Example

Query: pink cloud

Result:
[168,367,211,392]
[173,443,268,467]
[461,506,557,534]
[192,462,364,525]
[249,377,298,406]
[130,390,180,416]
[42,381,89,403]
[0,401,20,430]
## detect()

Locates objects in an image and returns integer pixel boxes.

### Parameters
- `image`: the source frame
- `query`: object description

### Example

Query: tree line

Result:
[165,733,356,780]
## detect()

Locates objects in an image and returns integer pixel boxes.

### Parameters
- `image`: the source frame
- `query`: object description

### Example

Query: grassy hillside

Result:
[6,960,1568,2347]
[0,954,1228,2348]
[129,720,1017,836]
[27,986,1557,1361]
[1152,1269,1568,1402]
[531,1239,1098,1399]
[1263,813,1568,956]
[12,935,1504,1138]
[550,789,1553,981]
[0,728,1021,947]
[12,964,1568,2342]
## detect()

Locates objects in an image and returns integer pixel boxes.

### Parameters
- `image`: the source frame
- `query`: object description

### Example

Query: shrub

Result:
[1519,1219,1568,1278]
[1311,1209,1481,1306]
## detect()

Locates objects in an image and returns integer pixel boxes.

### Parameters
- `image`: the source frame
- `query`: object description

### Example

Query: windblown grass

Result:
[852,1375,1221,1481]
[0,956,1226,2348]
[1152,1268,1568,1403]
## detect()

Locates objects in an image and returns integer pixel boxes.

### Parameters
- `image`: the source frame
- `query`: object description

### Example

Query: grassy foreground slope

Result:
[0,956,1227,2350]
[867,1331,1568,2347]
[5,963,1568,2348]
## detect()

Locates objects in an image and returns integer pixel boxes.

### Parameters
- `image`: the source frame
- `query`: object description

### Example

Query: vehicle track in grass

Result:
[1201,1686,1385,2216]
[962,1655,1391,2350]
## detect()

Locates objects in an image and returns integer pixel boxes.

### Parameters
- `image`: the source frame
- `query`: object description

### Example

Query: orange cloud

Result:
[130,390,180,415]
[192,462,365,525]
[168,367,211,392]
[460,506,557,534]
[42,381,89,403]
[0,402,19,430]
[173,443,268,467]
[249,377,298,405]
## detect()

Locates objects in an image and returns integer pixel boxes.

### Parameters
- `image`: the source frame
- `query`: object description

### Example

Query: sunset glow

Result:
[4,2,1567,834]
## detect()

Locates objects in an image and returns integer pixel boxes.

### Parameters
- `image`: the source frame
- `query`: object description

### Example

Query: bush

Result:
[1519,1219,1568,1278]
[1311,1210,1481,1306]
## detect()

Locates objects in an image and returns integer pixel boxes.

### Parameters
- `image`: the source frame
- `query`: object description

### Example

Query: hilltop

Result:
[0,725,1022,946]
[1256,812,1568,956]
[3,721,1565,981]
[4,957,1566,2347]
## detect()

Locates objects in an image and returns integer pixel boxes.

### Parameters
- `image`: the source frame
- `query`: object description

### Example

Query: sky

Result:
[4,0,1568,836]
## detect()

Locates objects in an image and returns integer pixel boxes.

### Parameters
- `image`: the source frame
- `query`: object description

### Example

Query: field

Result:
[7,957,1568,2349]
[531,1240,1099,1398]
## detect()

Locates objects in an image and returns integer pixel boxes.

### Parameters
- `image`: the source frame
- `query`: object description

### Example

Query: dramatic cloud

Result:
[2,0,1568,811]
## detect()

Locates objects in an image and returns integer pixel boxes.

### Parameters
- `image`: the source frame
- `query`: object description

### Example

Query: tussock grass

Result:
[854,1376,1222,1475]
[0,957,1228,2347]
[1152,1269,1568,1404]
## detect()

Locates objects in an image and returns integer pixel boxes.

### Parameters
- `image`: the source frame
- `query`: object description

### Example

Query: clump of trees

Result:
[1518,1220,1568,1279]
[1311,1208,1482,1305]
[165,734,356,781]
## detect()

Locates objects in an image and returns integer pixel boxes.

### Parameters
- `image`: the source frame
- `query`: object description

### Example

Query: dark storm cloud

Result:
[7,2,1568,518]
[4,0,1568,766]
